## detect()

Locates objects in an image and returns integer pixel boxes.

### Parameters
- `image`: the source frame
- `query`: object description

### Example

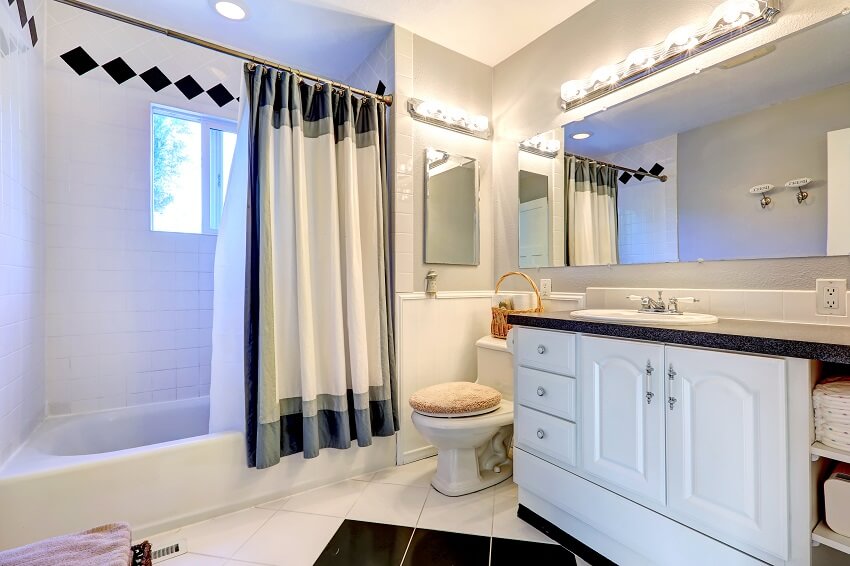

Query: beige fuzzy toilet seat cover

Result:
[409,382,502,416]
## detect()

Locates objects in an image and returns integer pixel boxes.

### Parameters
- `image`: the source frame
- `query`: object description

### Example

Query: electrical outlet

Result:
[540,279,552,299]
[816,279,847,316]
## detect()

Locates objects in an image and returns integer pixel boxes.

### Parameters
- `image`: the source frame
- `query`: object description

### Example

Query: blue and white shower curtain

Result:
[209,64,398,469]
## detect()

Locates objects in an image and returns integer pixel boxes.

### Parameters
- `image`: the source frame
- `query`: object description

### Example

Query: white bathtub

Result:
[0,397,395,550]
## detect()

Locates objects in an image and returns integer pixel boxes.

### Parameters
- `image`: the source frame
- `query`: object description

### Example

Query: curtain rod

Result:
[52,0,394,106]
[565,151,668,183]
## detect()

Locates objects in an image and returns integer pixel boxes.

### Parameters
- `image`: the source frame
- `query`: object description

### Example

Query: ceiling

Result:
[284,0,598,66]
[81,0,596,81]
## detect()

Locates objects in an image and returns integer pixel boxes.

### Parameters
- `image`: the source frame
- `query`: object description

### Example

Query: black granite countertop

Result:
[507,311,850,364]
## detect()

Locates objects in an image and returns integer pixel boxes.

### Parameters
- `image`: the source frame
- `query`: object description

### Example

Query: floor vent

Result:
[151,539,188,563]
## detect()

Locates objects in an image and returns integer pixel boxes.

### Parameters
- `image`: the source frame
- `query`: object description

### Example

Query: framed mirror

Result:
[520,14,850,267]
[518,131,565,267]
[424,148,480,265]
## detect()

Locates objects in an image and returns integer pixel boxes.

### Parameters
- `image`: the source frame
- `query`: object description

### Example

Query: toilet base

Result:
[431,448,514,497]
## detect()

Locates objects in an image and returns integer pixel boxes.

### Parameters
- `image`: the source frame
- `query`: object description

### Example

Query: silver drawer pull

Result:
[536,428,545,439]
[537,345,546,354]
[536,386,546,397]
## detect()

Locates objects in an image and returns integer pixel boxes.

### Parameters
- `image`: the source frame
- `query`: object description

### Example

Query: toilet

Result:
[410,334,514,496]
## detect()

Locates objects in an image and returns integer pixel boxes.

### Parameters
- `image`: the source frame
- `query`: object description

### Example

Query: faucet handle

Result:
[670,296,699,304]
[626,295,644,301]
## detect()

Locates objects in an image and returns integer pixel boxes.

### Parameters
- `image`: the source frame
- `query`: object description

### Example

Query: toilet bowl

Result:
[410,335,515,496]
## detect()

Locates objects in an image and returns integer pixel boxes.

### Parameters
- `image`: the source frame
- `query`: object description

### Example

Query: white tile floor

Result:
[147,457,578,566]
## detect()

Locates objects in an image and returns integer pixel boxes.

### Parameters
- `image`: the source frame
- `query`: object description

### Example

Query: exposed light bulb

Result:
[626,48,655,69]
[664,25,699,53]
[560,80,586,101]
[214,1,247,20]
[590,65,619,86]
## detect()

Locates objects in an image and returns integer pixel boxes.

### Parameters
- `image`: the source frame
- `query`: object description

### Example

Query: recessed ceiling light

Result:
[214,1,247,20]
[571,132,592,140]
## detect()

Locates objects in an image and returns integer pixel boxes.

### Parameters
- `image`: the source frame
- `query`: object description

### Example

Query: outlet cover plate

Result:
[816,279,847,316]
[540,279,552,298]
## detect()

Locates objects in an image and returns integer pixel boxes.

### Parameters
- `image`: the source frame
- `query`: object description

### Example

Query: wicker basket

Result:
[491,271,543,339]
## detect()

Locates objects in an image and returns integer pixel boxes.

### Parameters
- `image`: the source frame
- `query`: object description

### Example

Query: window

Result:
[151,105,236,234]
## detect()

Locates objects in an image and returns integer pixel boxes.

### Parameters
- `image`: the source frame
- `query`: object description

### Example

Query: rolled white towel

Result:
[511,293,535,311]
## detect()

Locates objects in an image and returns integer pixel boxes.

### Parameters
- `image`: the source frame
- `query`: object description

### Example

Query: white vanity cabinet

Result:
[514,327,791,565]
[579,336,666,505]
[665,345,788,560]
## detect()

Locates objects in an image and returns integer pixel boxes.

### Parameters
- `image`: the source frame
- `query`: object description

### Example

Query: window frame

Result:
[150,104,237,235]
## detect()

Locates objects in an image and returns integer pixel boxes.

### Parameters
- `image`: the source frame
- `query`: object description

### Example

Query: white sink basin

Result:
[570,309,719,326]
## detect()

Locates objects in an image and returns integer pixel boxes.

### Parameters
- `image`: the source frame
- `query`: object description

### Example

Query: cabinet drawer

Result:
[516,328,576,376]
[516,405,576,467]
[517,366,576,421]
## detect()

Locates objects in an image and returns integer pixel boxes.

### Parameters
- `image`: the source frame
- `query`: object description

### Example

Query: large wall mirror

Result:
[518,14,850,267]
[425,148,480,265]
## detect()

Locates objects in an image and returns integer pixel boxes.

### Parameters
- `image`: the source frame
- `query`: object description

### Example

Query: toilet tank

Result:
[475,335,514,401]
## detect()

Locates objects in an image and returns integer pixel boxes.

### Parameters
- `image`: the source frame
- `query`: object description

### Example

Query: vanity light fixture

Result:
[426,147,450,169]
[407,98,491,139]
[211,0,248,20]
[786,177,812,204]
[560,0,780,111]
[519,135,561,158]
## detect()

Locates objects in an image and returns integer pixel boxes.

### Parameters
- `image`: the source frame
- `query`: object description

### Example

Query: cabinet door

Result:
[665,346,788,560]
[580,336,666,505]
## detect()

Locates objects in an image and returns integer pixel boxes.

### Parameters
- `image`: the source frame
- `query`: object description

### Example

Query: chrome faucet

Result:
[627,291,700,315]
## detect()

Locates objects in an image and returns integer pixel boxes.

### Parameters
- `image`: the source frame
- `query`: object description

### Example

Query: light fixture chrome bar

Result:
[51,0,393,106]
[561,0,780,112]
[519,145,559,159]
[565,152,668,183]
[407,98,491,140]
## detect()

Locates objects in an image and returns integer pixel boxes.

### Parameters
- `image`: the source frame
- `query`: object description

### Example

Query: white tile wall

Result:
[42,4,240,414]
[0,0,45,464]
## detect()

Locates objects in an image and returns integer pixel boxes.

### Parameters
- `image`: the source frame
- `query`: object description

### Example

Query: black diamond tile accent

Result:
[402,529,490,566]
[175,75,204,100]
[60,46,99,76]
[649,162,665,176]
[619,172,632,184]
[206,83,235,107]
[315,520,413,566]
[102,57,136,84]
[16,0,26,27]
[27,16,36,46]
[139,66,172,92]
[634,167,648,181]
[376,80,386,95]
[491,538,577,566]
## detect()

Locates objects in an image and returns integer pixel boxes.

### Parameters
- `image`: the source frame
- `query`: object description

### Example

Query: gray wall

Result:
[678,82,850,262]
[519,170,549,203]
[492,0,850,292]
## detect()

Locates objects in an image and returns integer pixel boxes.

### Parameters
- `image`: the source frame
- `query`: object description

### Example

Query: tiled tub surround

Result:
[42,2,241,414]
[0,0,45,465]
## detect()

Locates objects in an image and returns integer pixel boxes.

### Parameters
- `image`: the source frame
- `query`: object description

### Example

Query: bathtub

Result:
[0,396,395,550]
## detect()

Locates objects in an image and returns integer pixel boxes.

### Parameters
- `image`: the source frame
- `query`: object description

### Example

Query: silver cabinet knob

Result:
[537,345,546,354]
[536,428,545,439]
[536,386,545,397]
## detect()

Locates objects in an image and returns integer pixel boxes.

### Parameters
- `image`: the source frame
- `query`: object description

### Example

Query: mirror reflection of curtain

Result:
[566,156,619,266]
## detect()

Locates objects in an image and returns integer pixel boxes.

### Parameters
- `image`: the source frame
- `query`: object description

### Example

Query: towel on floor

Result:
[0,522,132,566]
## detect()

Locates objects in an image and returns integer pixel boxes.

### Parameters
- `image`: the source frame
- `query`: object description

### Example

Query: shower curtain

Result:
[566,156,619,266]
[209,64,398,470]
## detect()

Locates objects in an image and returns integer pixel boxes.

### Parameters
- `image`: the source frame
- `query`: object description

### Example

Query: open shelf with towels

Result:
[811,442,850,465]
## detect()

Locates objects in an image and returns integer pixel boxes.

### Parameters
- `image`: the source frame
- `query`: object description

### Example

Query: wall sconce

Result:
[519,135,561,158]
[750,183,774,208]
[786,177,812,204]
[407,98,491,139]
[426,147,450,169]
[560,0,780,112]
